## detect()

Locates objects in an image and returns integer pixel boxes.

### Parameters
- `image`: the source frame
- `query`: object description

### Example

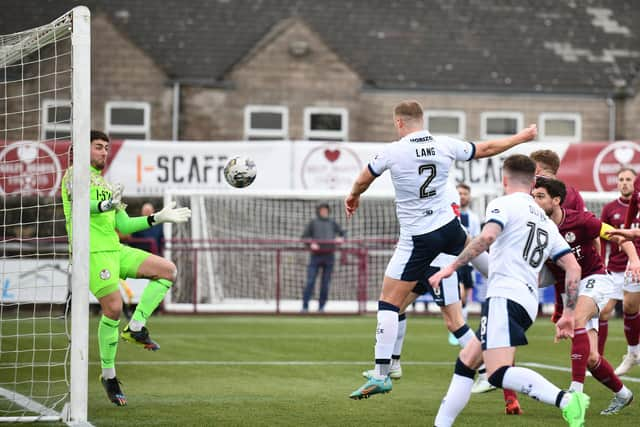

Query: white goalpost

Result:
[0,7,91,425]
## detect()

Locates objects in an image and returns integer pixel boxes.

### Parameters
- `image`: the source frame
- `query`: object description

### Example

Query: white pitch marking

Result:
[83,359,640,382]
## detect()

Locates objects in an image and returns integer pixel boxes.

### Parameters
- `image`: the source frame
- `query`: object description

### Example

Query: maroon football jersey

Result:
[625,175,640,228]
[561,185,586,211]
[601,197,640,272]
[547,208,605,292]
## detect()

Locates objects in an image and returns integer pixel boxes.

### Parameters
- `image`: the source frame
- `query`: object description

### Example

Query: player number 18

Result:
[523,221,549,268]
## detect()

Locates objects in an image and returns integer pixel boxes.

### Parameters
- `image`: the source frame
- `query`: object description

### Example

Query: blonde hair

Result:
[394,100,424,121]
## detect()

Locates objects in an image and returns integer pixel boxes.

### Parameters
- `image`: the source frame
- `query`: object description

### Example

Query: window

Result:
[424,110,466,139]
[41,100,71,140]
[105,101,150,140]
[244,105,288,140]
[539,113,581,142]
[303,107,348,141]
[480,112,524,139]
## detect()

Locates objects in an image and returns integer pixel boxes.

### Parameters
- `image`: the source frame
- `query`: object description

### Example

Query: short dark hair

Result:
[91,130,109,143]
[503,154,536,184]
[530,149,560,174]
[456,183,471,192]
[618,167,637,177]
[534,176,567,205]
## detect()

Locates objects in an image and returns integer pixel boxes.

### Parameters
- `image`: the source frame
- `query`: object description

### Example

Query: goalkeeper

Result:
[61,130,191,406]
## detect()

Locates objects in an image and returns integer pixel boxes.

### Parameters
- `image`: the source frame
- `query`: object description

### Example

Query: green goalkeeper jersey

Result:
[62,166,150,253]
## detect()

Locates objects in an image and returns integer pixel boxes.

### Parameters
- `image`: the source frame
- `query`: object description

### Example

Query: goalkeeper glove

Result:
[98,183,124,212]
[152,201,191,224]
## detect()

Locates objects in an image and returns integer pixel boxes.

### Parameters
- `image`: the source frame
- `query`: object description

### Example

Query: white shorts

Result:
[578,273,617,311]
[563,273,617,332]
[478,297,533,350]
[608,271,625,299]
[622,272,640,294]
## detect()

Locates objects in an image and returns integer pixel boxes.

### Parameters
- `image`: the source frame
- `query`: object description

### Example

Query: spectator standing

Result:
[301,203,345,312]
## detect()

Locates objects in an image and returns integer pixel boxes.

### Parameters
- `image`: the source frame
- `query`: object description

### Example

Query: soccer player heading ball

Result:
[61,130,192,406]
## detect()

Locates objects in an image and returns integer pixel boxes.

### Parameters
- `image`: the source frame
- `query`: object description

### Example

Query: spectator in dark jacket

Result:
[302,203,345,312]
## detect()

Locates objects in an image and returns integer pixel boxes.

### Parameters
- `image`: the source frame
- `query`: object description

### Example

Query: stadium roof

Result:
[5,0,640,95]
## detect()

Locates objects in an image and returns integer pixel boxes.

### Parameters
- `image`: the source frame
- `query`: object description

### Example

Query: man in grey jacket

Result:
[302,203,345,312]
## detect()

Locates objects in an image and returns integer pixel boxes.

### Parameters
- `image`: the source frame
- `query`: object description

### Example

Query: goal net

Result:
[0,7,91,424]
[164,189,399,313]
[163,189,620,314]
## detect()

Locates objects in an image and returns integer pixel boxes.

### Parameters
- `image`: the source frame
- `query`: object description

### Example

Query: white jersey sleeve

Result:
[368,146,391,177]
[484,199,509,230]
[441,136,476,161]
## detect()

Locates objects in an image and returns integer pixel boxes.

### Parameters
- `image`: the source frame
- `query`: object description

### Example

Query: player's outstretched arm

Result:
[153,201,192,224]
[345,167,376,218]
[554,252,581,341]
[606,227,640,241]
[602,222,640,281]
[473,124,537,159]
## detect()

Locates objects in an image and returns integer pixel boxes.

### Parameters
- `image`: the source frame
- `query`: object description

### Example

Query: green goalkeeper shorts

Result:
[90,245,152,299]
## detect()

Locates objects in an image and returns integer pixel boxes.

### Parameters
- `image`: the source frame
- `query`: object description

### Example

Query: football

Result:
[223,155,257,188]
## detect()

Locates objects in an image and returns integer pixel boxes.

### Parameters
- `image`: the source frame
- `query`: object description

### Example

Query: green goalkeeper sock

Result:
[131,278,172,328]
[98,315,120,370]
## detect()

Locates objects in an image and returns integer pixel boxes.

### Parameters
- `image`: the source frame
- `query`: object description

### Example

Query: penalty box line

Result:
[88,360,640,383]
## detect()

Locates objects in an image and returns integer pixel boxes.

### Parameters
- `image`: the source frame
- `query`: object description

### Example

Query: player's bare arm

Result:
[601,221,640,280]
[473,124,537,159]
[606,227,640,241]
[554,252,581,340]
[345,167,376,218]
[428,222,500,289]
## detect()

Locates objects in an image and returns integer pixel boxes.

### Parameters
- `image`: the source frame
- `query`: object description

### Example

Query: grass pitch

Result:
[5,314,640,426]
[86,315,639,426]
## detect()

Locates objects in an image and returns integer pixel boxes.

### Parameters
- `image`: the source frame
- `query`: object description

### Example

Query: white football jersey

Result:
[484,192,571,319]
[368,130,475,237]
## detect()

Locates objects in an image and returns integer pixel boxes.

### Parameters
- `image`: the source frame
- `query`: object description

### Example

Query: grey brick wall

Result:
[91,14,172,140]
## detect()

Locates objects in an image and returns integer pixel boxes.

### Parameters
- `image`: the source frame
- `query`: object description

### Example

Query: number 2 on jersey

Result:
[523,221,549,268]
[418,164,436,198]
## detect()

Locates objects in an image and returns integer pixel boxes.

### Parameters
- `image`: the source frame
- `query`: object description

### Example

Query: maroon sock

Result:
[503,388,517,402]
[589,356,623,393]
[571,328,589,384]
[598,320,609,356]
[624,312,640,346]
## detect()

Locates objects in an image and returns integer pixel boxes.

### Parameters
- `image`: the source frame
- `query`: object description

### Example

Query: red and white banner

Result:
[0,140,70,196]
[2,139,639,196]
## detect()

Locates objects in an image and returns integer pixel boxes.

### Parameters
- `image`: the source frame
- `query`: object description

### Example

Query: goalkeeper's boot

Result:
[362,366,402,380]
[349,376,392,400]
[561,391,590,427]
[121,325,160,351]
[100,375,127,406]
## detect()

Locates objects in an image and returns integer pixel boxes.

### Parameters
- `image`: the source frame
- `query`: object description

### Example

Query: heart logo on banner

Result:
[613,146,634,165]
[324,149,340,162]
[17,143,38,164]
